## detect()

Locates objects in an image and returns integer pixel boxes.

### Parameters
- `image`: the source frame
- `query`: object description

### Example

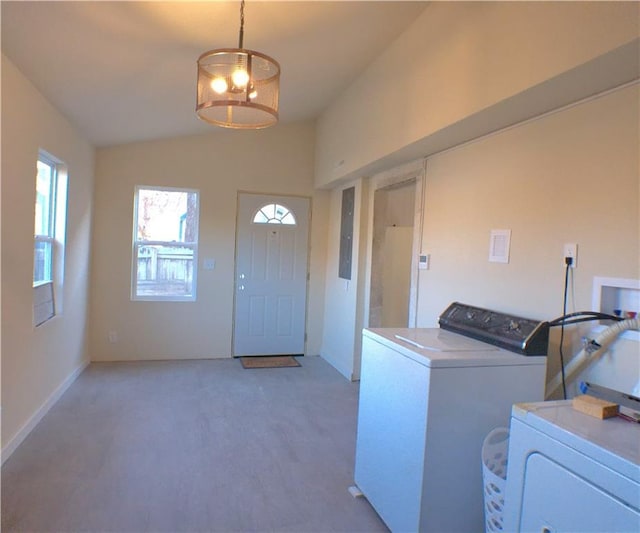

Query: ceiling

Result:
[1,1,428,147]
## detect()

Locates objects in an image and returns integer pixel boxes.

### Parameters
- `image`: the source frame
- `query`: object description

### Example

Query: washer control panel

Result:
[438,302,549,355]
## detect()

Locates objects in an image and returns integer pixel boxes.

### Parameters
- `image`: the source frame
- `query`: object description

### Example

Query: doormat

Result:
[240,356,301,369]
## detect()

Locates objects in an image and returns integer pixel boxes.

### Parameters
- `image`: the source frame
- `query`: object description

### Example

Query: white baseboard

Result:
[1,360,89,465]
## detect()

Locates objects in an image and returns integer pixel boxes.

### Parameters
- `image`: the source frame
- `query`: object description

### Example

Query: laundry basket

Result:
[482,427,510,532]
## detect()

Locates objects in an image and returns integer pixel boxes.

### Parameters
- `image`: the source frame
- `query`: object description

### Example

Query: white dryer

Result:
[503,400,640,532]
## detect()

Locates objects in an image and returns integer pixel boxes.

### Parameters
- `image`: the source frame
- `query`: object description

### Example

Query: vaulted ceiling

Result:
[2,1,428,147]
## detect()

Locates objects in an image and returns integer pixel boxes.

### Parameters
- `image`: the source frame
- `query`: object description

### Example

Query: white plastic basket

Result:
[482,427,510,532]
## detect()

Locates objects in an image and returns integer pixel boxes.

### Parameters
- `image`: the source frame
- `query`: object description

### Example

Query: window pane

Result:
[253,203,296,225]
[136,189,198,242]
[254,211,269,223]
[135,245,195,298]
[35,160,53,236]
[264,204,275,220]
[132,186,199,301]
[34,240,53,284]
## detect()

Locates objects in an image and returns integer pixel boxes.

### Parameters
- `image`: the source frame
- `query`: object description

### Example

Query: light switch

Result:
[418,254,430,270]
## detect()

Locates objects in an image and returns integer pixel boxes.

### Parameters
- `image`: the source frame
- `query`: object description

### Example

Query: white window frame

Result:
[33,150,68,327]
[131,185,199,302]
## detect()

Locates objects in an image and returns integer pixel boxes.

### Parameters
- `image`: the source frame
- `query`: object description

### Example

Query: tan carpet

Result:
[1,358,386,532]
[240,355,301,369]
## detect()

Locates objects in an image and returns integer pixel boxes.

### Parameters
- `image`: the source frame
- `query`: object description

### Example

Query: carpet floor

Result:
[1,356,387,532]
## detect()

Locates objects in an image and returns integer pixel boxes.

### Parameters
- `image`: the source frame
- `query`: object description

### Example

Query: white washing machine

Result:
[354,303,549,533]
[503,400,640,532]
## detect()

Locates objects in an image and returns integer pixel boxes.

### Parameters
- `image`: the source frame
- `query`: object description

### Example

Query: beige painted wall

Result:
[90,123,328,361]
[382,226,413,327]
[417,84,639,394]
[1,55,95,451]
[315,1,639,187]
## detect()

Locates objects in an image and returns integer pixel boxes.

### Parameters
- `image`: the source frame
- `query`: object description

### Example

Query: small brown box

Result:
[572,394,619,419]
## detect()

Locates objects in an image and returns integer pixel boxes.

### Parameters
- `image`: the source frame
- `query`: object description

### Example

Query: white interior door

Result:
[233,193,310,356]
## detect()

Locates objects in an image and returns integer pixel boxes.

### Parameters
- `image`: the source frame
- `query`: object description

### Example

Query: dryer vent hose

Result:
[546,318,640,399]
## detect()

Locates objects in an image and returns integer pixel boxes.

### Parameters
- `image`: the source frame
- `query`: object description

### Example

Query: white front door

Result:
[233,193,310,356]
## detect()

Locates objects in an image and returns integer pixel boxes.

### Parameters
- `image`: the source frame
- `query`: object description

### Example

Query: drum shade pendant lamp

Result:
[196,0,280,129]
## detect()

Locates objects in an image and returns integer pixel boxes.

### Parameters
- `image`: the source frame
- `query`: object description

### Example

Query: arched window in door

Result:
[253,203,296,225]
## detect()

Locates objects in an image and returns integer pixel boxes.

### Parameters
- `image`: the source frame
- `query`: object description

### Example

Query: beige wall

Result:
[417,84,639,394]
[315,1,638,386]
[319,84,638,390]
[382,226,413,327]
[90,123,328,361]
[1,55,95,453]
[315,1,639,187]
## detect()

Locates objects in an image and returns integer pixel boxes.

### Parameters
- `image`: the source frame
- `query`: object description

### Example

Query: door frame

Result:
[232,191,312,357]
[363,159,425,329]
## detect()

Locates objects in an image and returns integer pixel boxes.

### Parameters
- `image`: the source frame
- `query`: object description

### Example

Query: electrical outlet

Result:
[563,243,578,268]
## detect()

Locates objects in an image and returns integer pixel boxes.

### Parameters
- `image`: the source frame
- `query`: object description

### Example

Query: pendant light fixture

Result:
[196,0,280,129]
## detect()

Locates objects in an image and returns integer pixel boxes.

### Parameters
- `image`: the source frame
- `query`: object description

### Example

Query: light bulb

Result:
[249,89,258,99]
[211,77,228,94]
[232,69,249,88]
